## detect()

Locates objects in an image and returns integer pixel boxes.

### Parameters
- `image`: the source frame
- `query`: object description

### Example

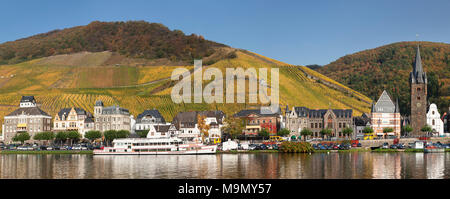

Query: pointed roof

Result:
[373,90,396,113]
[410,45,427,84]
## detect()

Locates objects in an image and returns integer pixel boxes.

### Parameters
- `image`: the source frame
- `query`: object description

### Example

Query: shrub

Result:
[279,141,314,153]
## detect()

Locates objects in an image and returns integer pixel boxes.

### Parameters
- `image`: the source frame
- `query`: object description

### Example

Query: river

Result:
[0,152,449,179]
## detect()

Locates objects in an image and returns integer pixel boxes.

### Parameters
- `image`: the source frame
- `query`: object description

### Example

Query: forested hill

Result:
[317,41,450,115]
[0,21,226,65]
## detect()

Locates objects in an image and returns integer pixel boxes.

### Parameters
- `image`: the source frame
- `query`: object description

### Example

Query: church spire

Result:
[411,44,427,84]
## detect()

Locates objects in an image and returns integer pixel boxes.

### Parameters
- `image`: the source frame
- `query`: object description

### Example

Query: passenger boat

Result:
[93,124,217,155]
[93,137,217,155]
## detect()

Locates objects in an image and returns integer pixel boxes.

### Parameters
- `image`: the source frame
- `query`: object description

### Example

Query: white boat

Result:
[93,137,217,155]
[93,124,216,155]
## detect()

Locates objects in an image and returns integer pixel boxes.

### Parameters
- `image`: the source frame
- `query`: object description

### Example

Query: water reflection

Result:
[0,153,448,179]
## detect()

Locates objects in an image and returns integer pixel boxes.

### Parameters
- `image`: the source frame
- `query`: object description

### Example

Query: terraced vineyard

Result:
[0,48,372,129]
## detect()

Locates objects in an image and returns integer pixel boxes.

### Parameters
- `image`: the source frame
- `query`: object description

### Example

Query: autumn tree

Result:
[197,114,210,143]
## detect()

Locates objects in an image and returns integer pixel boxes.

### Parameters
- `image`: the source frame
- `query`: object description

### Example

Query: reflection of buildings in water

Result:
[278,154,305,179]
[93,155,221,179]
[426,154,445,179]
[372,153,402,179]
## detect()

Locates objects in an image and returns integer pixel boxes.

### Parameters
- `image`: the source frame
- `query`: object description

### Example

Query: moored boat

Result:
[93,137,217,155]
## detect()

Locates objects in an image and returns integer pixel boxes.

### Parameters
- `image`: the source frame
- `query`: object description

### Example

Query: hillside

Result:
[0,21,227,65]
[317,41,450,115]
[0,21,372,127]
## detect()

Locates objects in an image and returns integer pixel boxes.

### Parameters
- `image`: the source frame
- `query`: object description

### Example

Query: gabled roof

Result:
[20,96,36,103]
[6,107,50,117]
[102,105,129,115]
[233,109,281,117]
[373,90,396,113]
[57,107,89,119]
[291,107,353,118]
[136,109,166,123]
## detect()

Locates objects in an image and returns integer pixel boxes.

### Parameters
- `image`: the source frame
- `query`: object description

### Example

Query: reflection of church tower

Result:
[410,45,427,136]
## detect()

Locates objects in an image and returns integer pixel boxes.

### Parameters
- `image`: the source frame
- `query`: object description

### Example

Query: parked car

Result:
[73,145,82,150]
[382,142,389,149]
[357,143,362,147]
[260,144,267,150]
[390,144,397,149]
[248,144,257,150]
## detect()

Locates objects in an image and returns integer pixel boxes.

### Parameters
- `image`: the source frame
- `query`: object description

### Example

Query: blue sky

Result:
[0,0,449,65]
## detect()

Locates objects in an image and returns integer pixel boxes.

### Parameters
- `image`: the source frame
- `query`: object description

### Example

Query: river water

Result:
[0,152,449,179]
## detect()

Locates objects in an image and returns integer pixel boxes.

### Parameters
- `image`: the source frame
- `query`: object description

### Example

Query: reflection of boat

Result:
[424,148,445,153]
[94,138,217,155]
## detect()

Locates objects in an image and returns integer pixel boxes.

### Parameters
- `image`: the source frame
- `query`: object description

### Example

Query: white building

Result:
[147,124,179,138]
[53,107,95,138]
[135,109,166,131]
[172,111,225,142]
[426,103,444,136]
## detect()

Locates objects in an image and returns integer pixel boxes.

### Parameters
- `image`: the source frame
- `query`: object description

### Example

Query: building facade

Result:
[426,103,444,136]
[353,113,371,140]
[135,109,166,131]
[93,100,131,132]
[2,96,52,143]
[285,106,353,138]
[410,45,428,136]
[172,111,225,142]
[53,107,94,137]
[234,109,281,136]
[370,90,401,138]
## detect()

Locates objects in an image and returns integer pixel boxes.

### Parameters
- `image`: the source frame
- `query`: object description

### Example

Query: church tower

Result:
[410,45,427,136]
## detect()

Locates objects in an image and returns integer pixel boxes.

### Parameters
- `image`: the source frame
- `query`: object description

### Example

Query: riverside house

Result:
[2,96,52,144]
[233,109,281,136]
[135,109,166,131]
[171,111,225,142]
[53,107,95,138]
[93,100,132,132]
[285,106,353,138]
[370,90,401,138]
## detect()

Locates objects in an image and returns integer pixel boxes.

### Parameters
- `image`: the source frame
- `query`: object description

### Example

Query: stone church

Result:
[410,45,428,136]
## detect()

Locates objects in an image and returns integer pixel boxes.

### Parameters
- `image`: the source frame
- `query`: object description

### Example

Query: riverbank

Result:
[217,150,279,154]
[0,150,93,155]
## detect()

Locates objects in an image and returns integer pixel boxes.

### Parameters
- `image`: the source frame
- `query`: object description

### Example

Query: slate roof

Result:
[136,109,166,123]
[6,107,50,117]
[234,109,281,117]
[172,111,225,128]
[20,96,36,103]
[410,45,427,84]
[373,90,398,113]
[354,116,370,126]
[57,107,89,119]
[291,107,353,118]
[153,125,171,133]
[101,105,129,115]
[95,100,104,106]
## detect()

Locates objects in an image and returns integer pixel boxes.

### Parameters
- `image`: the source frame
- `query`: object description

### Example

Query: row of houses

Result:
[0,96,227,144]
[1,93,449,144]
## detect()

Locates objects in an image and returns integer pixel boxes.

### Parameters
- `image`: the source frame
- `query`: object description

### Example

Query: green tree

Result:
[135,130,148,138]
[258,128,270,140]
[103,130,117,146]
[383,127,394,139]
[85,131,102,142]
[277,128,290,137]
[55,131,68,145]
[320,128,332,140]
[421,125,433,136]
[342,127,353,139]
[33,132,55,145]
[402,124,413,137]
[300,129,313,141]
[116,130,130,139]
[67,131,81,145]
[13,132,30,144]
